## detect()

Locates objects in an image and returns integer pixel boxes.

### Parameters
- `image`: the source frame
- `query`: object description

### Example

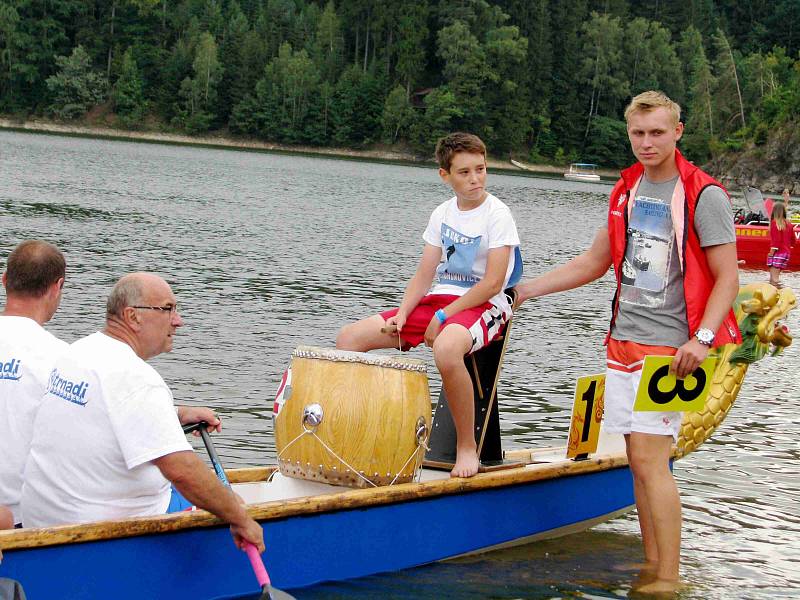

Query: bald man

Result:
[21,273,264,553]
[1,240,68,528]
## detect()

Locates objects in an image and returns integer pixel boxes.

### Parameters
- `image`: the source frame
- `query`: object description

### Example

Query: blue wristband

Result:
[435,309,447,325]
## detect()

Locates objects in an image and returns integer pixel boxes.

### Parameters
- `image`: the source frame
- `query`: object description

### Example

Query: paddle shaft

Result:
[183,422,273,593]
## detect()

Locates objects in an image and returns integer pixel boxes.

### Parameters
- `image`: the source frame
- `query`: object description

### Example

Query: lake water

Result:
[1,130,798,599]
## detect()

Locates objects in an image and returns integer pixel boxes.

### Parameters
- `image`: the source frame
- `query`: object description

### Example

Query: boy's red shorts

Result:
[380,294,508,353]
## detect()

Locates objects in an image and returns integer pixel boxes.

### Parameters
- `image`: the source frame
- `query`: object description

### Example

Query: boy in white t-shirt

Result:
[337,132,521,478]
[0,240,68,527]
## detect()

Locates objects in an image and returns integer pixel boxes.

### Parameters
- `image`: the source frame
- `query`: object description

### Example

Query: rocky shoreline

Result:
[706,120,800,196]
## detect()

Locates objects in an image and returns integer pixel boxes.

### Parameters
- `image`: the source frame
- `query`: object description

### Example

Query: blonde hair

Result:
[772,201,787,231]
[624,91,681,126]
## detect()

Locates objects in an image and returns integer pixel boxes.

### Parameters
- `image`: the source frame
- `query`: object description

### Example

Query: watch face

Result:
[696,329,714,344]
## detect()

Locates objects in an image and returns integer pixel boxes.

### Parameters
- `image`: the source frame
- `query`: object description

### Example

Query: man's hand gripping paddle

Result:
[183,422,294,600]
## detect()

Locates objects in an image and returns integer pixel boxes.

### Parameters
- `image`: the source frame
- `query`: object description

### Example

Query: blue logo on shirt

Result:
[1,358,22,381]
[438,224,481,287]
[46,368,90,406]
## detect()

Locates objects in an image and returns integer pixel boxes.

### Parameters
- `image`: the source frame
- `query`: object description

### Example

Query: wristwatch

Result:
[694,328,715,347]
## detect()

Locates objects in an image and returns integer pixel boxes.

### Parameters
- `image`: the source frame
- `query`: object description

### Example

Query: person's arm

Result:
[422,245,511,346]
[176,405,222,434]
[515,227,613,305]
[768,221,779,255]
[387,243,441,332]
[153,450,265,552]
[670,242,739,378]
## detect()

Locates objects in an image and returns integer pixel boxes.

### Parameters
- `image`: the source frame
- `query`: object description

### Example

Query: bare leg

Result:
[0,505,13,529]
[624,434,660,568]
[769,267,782,288]
[336,315,399,351]
[433,325,478,478]
[628,432,682,592]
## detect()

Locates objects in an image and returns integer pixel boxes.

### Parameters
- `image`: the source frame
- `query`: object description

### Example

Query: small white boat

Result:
[564,163,601,182]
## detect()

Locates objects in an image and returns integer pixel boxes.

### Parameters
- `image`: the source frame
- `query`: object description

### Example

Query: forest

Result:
[0,0,798,167]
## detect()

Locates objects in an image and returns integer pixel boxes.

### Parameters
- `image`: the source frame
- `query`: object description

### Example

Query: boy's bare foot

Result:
[451,449,480,477]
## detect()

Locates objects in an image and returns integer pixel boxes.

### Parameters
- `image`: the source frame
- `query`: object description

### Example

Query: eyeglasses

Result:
[132,304,178,314]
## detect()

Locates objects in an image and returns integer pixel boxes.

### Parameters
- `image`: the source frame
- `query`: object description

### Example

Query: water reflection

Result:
[1,130,798,598]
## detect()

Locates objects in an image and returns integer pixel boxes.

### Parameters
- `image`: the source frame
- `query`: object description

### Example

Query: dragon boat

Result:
[0,283,795,600]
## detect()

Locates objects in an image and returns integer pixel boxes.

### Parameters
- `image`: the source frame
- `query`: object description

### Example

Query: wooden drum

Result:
[274,346,432,488]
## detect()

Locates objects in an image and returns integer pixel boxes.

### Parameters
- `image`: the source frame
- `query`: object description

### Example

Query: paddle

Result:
[182,422,294,600]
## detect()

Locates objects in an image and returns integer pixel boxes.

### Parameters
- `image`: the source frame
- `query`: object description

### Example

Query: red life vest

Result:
[606,149,741,347]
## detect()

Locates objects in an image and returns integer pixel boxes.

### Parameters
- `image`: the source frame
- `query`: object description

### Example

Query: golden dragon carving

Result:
[676,282,796,458]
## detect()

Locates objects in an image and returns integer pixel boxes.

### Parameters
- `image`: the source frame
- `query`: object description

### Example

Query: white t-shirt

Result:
[21,332,191,527]
[0,316,68,523]
[423,194,521,315]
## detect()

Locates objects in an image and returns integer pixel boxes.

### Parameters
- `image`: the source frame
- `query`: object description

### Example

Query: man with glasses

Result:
[1,241,68,529]
[21,273,264,554]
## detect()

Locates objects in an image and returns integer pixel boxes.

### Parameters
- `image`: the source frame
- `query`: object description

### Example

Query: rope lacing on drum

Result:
[277,425,429,488]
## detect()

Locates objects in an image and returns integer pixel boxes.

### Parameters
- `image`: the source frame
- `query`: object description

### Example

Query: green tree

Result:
[436,19,490,130]
[583,115,629,167]
[394,1,428,98]
[113,46,147,127]
[46,45,108,119]
[174,31,221,132]
[580,12,628,140]
[314,0,343,84]
[217,2,251,122]
[411,86,463,151]
[548,0,589,155]
[681,27,715,161]
[712,29,745,134]
[500,0,551,133]
[0,2,20,108]
[382,84,416,142]
[482,23,529,153]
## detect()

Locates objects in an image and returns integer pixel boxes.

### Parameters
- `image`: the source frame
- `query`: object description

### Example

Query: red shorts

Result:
[381,294,508,354]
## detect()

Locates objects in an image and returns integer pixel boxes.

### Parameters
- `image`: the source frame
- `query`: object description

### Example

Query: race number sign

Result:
[567,374,605,459]
[633,355,717,412]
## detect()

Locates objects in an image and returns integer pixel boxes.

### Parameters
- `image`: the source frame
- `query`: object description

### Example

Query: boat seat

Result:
[423,289,522,472]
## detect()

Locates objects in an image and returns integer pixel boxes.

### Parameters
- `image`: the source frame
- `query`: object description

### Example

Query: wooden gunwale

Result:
[0,450,630,551]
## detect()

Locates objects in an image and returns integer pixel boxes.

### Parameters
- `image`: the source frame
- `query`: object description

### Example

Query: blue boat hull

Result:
[0,466,633,599]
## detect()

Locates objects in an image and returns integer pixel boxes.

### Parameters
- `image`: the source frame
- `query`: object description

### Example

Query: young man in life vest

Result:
[515,91,740,593]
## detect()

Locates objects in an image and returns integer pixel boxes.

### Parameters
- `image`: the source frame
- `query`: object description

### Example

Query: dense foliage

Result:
[0,0,798,165]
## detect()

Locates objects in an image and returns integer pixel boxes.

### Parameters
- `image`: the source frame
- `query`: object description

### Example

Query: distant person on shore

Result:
[767,201,794,288]
[514,91,740,593]
[21,272,264,554]
[0,240,68,529]
[336,132,521,478]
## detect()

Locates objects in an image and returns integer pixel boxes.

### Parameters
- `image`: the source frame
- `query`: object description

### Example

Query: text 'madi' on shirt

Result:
[21,331,191,527]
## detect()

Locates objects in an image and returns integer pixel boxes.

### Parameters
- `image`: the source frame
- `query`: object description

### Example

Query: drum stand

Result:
[423,292,523,473]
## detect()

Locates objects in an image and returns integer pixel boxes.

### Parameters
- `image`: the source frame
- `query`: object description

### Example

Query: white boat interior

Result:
[231,429,627,505]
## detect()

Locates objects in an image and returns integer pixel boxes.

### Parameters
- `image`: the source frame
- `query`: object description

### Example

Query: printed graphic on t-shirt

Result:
[438,223,481,287]
[46,368,90,406]
[620,195,674,308]
[1,357,22,380]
